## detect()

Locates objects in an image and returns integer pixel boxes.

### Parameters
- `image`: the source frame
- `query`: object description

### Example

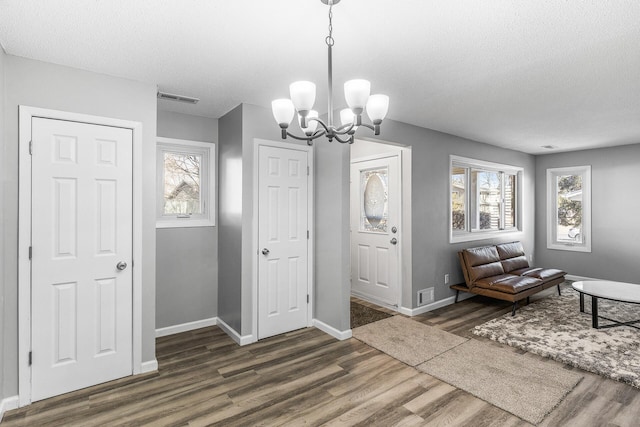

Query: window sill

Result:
[156,219,215,229]
[450,229,523,244]
[547,242,591,253]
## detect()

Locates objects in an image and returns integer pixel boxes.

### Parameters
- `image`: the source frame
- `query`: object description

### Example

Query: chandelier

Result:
[271,0,389,145]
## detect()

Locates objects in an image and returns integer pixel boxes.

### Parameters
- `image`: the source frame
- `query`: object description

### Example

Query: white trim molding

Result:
[312,319,352,341]
[398,296,460,317]
[140,359,159,374]
[546,165,592,253]
[155,317,218,338]
[217,317,256,346]
[0,396,20,422]
[251,139,314,341]
[156,136,216,228]
[566,274,604,282]
[18,106,145,406]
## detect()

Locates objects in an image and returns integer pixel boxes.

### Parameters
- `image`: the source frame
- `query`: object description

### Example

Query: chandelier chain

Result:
[325,3,334,47]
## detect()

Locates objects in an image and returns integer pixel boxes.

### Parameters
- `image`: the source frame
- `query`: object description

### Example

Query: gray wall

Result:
[371,119,537,307]
[1,55,157,397]
[0,45,6,403]
[217,105,243,332]
[156,110,219,329]
[314,141,352,332]
[535,144,640,282]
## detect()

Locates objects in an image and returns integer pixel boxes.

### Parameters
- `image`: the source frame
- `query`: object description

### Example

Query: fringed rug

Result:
[473,287,640,388]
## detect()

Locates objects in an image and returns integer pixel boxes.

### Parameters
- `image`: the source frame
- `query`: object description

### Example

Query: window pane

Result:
[474,170,501,230]
[163,152,202,215]
[451,167,466,231]
[555,174,582,243]
[361,167,388,232]
[504,174,516,228]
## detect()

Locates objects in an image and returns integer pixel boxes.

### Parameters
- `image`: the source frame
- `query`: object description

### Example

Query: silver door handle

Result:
[390,238,398,245]
[116,261,128,271]
[262,248,270,255]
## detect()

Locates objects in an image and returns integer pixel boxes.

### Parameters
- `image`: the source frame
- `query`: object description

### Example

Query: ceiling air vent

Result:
[157,91,200,104]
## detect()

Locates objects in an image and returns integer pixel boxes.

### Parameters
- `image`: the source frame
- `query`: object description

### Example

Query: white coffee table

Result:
[572,281,640,329]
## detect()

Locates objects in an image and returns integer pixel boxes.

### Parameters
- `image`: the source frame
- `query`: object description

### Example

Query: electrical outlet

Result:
[444,274,450,285]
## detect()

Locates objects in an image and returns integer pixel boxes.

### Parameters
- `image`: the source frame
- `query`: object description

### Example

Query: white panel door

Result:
[31,117,133,401]
[258,145,309,339]
[350,155,400,306]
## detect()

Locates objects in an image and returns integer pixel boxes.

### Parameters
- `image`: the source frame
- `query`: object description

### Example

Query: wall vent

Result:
[417,287,434,306]
[157,91,200,104]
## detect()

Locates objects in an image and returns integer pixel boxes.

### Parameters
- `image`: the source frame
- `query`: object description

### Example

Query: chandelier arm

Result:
[358,123,375,131]
[286,129,328,142]
[309,117,331,134]
[333,133,353,144]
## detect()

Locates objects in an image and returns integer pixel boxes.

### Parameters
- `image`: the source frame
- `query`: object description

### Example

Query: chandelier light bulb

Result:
[340,108,355,126]
[289,81,316,112]
[366,94,389,124]
[344,79,371,113]
[271,99,295,127]
[299,110,319,136]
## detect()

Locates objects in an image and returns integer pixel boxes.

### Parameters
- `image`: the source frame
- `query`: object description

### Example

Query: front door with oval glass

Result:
[350,155,400,306]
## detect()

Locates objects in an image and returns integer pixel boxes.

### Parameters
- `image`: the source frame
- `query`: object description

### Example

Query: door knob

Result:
[116,261,128,271]
[262,248,270,255]
[390,238,398,245]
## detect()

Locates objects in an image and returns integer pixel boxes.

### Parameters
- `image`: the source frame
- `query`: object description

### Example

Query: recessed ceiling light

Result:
[541,145,558,150]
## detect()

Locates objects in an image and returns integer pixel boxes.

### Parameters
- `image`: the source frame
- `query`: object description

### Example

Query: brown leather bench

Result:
[452,241,566,315]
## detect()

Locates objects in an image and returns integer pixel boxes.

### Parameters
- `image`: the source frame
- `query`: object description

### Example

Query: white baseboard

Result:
[216,317,256,346]
[140,359,158,374]
[0,395,19,422]
[312,319,352,340]
[398,295,461,316]
[155,317,218,338]
[566,274,603,282]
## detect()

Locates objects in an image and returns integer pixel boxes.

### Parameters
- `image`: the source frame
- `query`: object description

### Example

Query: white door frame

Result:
[18,106,144,406]
[350,152,402,309]
[349,139,413,314]
[252,139,314,340]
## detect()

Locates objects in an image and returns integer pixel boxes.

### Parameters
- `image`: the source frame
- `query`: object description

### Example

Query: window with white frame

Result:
[450,156,522,243]
[156,137,215,228]
[546,165,591,252]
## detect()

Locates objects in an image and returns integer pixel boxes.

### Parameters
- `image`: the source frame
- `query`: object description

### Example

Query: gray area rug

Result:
[473,287,640,388]
[417,339,583,425]
[352,315,467,366]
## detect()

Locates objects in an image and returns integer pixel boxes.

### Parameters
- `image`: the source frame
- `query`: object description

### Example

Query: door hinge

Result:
[29,140,33,155]
[307,230,309,239]
[307,166,310,176]
[307,295,309,304]
[29,246,32,260]
[29,351,32,366]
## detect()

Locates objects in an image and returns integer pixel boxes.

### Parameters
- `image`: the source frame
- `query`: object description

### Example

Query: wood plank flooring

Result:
[4,283,640,426]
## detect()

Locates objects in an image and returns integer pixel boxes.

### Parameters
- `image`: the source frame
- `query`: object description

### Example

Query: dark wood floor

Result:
[4,283,640,426]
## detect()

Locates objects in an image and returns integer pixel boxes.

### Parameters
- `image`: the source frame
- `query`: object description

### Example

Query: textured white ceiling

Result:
[1,0,638,154]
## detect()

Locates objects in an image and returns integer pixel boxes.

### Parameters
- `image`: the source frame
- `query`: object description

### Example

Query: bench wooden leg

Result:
[557,284,561,296]
[454,290,459,303]
[526,296,530,305]
[511,301,518,316]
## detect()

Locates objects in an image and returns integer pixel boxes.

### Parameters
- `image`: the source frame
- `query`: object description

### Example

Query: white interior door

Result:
[30,117,133,401]
[258,144,309,339]
[350,155,400,306]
